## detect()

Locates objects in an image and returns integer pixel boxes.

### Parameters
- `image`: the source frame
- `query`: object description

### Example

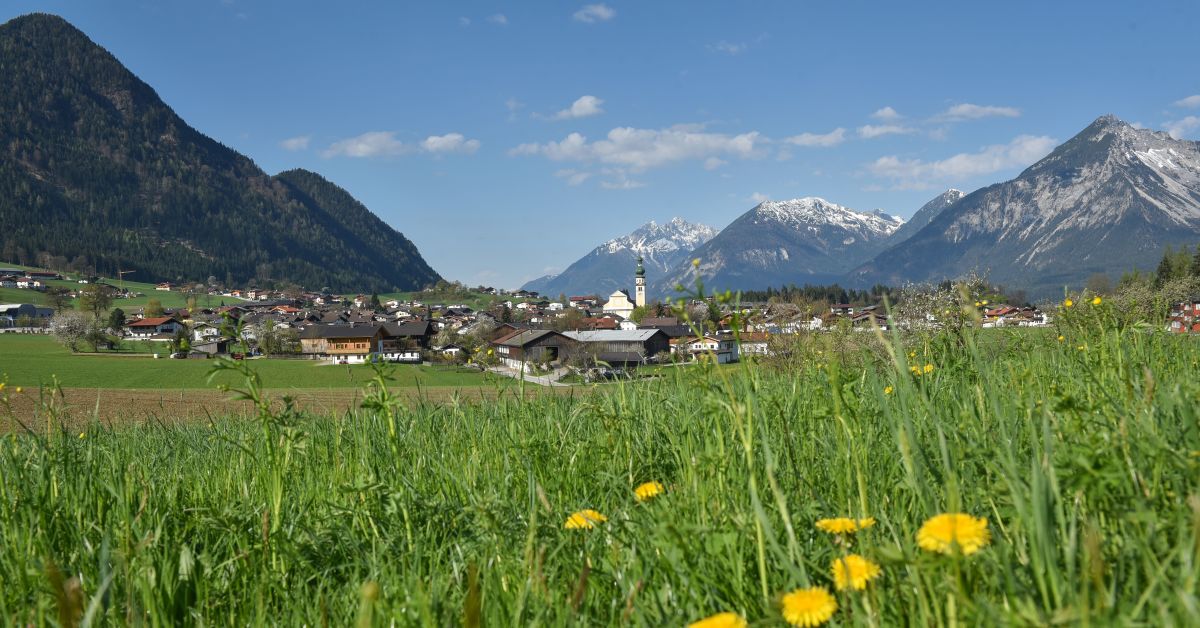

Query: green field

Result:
[1,306,1198,624]
[0,335,487,389]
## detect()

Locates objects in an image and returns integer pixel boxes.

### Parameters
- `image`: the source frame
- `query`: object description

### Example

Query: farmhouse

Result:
[126,316,183,339]
[0,303,54,328]
[492,329,574,369]
[298,324,385,358]
[561,329,669,365]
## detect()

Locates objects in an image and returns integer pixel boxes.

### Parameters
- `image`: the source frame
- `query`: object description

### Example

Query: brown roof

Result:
[128,316,176,327]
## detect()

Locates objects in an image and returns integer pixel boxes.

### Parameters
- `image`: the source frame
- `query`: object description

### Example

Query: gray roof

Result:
[562,329,664,343]
[496,329,563,347]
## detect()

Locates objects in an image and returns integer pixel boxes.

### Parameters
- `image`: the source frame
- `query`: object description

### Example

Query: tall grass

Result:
[1,304,1198,625]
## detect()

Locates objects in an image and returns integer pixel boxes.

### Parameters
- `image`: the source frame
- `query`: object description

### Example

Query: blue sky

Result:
[6,1,1200,288]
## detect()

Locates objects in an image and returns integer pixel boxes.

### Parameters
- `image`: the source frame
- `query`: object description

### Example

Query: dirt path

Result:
[1,385,582,431]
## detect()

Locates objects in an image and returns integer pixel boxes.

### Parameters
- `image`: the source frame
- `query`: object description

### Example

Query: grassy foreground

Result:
[0,335,487,389]
[1,309,1199,625]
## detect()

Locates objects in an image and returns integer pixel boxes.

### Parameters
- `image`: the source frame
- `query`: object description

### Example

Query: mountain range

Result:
[523,218,717,297]
[530,116,1200,301]
[852,115,1200,292]
[0,13,440,292]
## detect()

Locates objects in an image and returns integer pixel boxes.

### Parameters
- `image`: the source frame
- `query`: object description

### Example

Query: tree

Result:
[1085,273,1112,295]
[369,293,383,311]
[78,283,113,318]
[107,307,126,334]
[44,286,73,313]
[51,310,91,352]
[1191,244,1200,277]
[144,298,165,318]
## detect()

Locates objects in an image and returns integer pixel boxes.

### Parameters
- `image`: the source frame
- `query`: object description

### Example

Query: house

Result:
[561,329,669,366]
[672,334,740,364]
[382,320,436,349]
[737,332,772,356]
[16,277,45,290]
[126,316,183,339]
[191,321,224,342]
[0,275,17,289]
[1168,297,1200,333]
[155,282,174,291]
[492,329,575,369]
[299,324,386,360]
[0,303,54,328]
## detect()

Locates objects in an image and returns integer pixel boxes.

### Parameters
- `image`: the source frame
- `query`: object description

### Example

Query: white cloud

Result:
[510,124,764,170]
[710,41,747,55]
[573,3,615,23]
[870,106,902,121]
[487,13,508,25]
[749,192,770,203]
[324,131,480,158]
[1165,116,1200,139]
[785,127,846,147]
[868,134,1057,189]
[935,103,1021,121]
[554,169,592,186]
[600,176,646,190]
[704,157,728,170]
[421,133,481,154]
[1173,95,1200,108]
[280,135,310,151]
[858,124,916,139]
[551,95,605,120]
[458,16,470,27]
[323,131,408,158]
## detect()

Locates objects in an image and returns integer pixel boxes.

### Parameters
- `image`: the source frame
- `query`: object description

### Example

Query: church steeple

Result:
[634,256,646,307]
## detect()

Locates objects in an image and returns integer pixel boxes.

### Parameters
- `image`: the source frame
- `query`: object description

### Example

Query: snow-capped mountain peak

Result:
[602,217,719,259]
[750,197,904,236]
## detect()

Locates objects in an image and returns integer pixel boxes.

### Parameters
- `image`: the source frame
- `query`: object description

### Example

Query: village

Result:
[0,258,1088,384]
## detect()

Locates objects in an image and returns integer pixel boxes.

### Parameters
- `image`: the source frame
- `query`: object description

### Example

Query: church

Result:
[601,257,647,319]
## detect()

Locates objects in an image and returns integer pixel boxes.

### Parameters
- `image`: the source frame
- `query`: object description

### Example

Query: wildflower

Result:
[816,517,876,534]
[634,481,665,502]
[982,300,989,306]
[564,509,607,530]
[1092,296,1102,306]
[974,301,981,307]
[916,513,990,555]
[13,387,20,394]
[907,351,916,358]
[780,586,837,627]
[692,258,701,268]
[78,432,85,439]
[831,554,882,591]
[486,349,494,356]
[884,386,893,395]
[1057,335,1064,342]
[1063,298,1074,308]
[0,383,4,392]
[687,612,747,628]
[923,363,934,374]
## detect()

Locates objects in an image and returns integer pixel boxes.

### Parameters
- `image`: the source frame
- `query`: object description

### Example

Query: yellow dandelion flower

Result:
[1063,298,1074,308]
[0,383,5,392]
[1057,335,1064,342]
[982,300,989,306]
[815,517,876,534]
[564,509,607,530]
[634,481,665,502]
[974,301,981,307]
[923,363,934,374]
[884,385,893,395]
[486,349,494,356]
[692,258,701,268]
[916,513,990,555]
[831,554,882,591]
[13,387,20,394]
[1092,296,1102,306]
[780,586,837,627]
[78,432,85,439]
[687,612,747,628]
[907,351,916,358]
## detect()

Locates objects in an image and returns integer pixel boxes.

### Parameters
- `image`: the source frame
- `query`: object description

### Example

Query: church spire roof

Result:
[635,256,645,277]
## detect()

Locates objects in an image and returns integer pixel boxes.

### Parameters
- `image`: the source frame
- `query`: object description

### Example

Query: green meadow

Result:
[0,335,487,389]
[1,304,1198,625]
